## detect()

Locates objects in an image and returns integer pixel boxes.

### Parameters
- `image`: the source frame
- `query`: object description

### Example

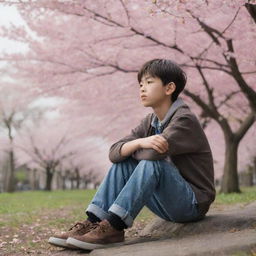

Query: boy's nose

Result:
[140,84,146,92]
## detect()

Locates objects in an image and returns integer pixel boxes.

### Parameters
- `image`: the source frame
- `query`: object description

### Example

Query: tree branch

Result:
[245,3,256,23]
[82,6,184,53]
[234,110,256,142]
[182,63,231,75]
[225,39,256,111]
[183,89,232,135]
[119,0,131,26]
[217,90,241,109]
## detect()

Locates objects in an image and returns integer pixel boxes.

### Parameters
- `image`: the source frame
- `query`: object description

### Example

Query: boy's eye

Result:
[147,80,153,83]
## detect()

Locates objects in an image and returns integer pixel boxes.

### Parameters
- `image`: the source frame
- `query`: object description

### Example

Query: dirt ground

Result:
[0,206,148,256]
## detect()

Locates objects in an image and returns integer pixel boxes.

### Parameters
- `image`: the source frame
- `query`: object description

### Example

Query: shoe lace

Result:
[69,221,90,231]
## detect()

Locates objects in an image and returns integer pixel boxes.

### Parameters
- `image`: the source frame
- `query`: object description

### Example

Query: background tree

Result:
[17,121,75,191]
[0,82,40,192]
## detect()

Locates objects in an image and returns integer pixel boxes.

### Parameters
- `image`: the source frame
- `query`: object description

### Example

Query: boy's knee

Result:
[137,159,177,179]
[119,157,138,166]
[137,160,161,175]
[109,157,138,177]
[139,159,166,169]
[139,159,157,165]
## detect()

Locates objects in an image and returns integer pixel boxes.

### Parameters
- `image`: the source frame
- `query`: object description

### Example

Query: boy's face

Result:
[139,74,173,108]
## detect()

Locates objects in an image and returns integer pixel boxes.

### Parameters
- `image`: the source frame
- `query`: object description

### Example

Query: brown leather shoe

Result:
[66,219,125,250]
[48,220,97,248]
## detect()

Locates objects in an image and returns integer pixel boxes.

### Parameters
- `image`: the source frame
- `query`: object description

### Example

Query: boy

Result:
[48,59,215,250]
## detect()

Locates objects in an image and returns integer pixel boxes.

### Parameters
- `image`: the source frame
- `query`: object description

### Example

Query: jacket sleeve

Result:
[133,114,204,160]
[162,114,205,155]
[108,114,151,163]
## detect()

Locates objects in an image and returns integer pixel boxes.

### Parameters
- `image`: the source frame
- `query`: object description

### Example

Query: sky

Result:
[0,5,28,54]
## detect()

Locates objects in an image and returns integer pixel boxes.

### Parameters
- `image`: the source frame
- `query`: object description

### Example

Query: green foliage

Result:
[15,170,27,182]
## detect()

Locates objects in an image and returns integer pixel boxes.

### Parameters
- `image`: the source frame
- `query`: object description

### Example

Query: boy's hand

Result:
[139,135,169,154]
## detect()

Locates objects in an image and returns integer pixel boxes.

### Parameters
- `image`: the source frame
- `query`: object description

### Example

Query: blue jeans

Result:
[86,158,201,228]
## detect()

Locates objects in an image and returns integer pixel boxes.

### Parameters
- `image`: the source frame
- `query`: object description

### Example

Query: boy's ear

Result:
[166,82,176,95]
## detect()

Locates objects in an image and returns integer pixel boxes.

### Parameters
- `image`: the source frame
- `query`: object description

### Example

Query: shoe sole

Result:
[48,237,77,249]
[66,237,124,250]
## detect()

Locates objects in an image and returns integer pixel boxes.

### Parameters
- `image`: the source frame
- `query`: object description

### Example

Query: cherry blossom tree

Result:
[16,119,76,191]
[15,114,107,191]
[0,0,255,193]
[0,82,39,192]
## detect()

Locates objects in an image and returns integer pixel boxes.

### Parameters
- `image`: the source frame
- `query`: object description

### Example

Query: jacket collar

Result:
[151,97,187,129]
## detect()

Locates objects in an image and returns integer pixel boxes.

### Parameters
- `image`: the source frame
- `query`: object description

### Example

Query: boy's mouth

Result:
[140,95,147,100]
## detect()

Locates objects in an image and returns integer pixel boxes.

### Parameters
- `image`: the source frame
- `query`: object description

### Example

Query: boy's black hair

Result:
[137,59,187,102]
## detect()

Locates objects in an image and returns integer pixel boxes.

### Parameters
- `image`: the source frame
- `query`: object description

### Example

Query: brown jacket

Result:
[109,99,216,216]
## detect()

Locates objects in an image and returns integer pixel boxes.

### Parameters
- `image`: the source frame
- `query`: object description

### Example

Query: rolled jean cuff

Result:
[85,204,109,221]
[108,203,134,228]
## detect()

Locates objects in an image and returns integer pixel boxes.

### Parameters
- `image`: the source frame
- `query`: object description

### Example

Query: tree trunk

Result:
[76,180,80,189]
[61,176,66,190]
[2,158,9,192]
[5,150,16,193]
[220,137,240,193]
[71,178,75,190]
[75,168,80,189]
[84,180,88,189]
[44,166,53,191]
[254,156,256,182]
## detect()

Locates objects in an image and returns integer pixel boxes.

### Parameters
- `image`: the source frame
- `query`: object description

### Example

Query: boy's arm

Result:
[121,135,168,158]
[109,113,168,163]
[133,114,205,160]
[109,114,151,163]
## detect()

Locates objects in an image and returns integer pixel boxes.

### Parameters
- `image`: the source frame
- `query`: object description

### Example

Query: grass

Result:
[0,189,96,215]
[0,186,255,228]
[0,189,154,228]
[215,186,256,205]
[231,247,256,256]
